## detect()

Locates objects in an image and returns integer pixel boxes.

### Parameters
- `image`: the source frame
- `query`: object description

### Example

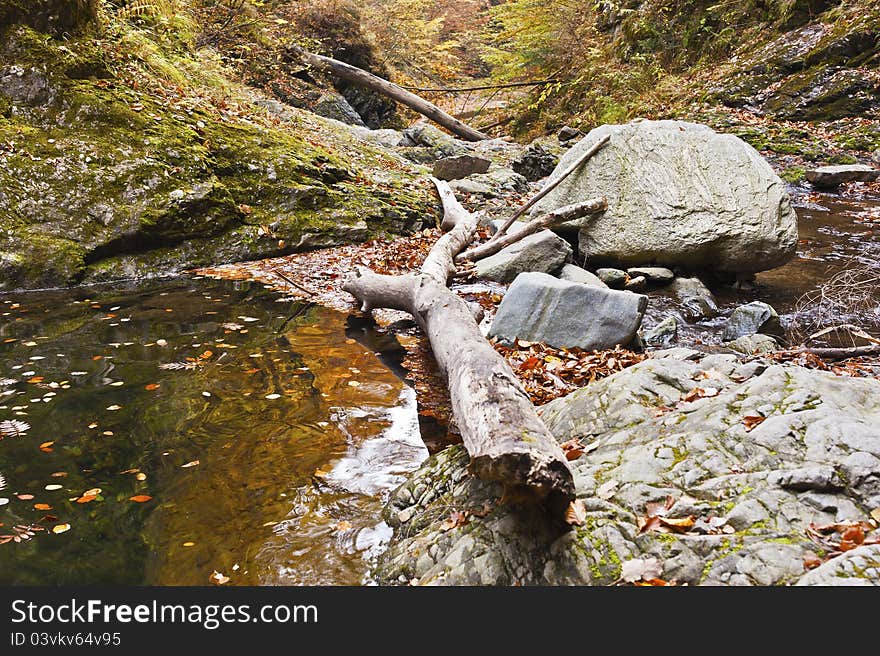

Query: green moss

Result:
[780,167,807,184]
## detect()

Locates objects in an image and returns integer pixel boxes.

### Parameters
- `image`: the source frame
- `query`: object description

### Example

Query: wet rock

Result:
[805,164,880,189]
[557,263,607,288]
[643,316,678,346]
[627,266,674,284]
[474,230,572,283]
[487,272,647,350]
[624,275,647,292]
[375,356,880,585]
[512,142,559,181]
[722,301,784,341]
[531,120,798,274]
[725,334,780,355]
[558,126,583,142]
[670,277,719,320]
[595,267,628,289]
[431,155,491,181]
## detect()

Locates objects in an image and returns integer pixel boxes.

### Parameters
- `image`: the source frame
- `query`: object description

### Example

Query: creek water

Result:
[641,189,880,346]
[0,277,430,585]
[0,190,877,585]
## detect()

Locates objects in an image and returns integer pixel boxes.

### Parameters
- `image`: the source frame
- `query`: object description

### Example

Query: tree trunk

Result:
[342,179,575,503]
[289,45,490,142]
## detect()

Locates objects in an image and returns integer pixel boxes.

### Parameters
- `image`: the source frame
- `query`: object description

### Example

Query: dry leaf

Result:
[34,503,52,510]
[439,510,469,532]
[52,524,70,534]
[596,480,618,500]
[39,441,54,452]
[129,495,152,503]
[742,415,766,431]
[621,557,663,583]
[565,499,587,527]
[181,460,200,468]
[336,520,353,531]
[658,516,696,533]
[144,383,161,391]
[803,553,822,570]
[209,570,230,585]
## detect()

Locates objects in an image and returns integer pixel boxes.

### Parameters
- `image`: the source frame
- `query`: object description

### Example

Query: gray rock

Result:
[670,276,719,320]
[487,272,647,350]
[558,126,583,142]
[557,263,607,288]
[530,120,798,274]
[805,165,880,189]
[448,178,495,198]
[474,230,572,283]
[643,316,678,346]
[725,333,780,355]
[873,149,880,166]
[431,155,491,181]
[512,142,559,181]
[0,66,55,107]
[722,301,783,341]
[314,91,366,127]
[595,267,628,289]
[624,275,647,292]
[627,266,675,283]
[350,127,405,150]
[375,358,880,586]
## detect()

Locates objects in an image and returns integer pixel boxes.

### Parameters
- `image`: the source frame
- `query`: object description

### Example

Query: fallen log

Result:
[342,179,575,503]
[288,45,489,142]
[490,133,610,242]
[457,196,607,263]
[778,344,880,360]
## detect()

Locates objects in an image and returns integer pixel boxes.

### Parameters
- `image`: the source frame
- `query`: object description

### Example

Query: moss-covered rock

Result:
[0,10,438,291]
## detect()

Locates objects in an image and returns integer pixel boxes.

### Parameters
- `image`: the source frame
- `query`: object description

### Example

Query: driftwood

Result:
[342,178,575,503]
[490,133,611,241]
[457,197,607,263]
[289,45,489,142]
[779,344,880,360]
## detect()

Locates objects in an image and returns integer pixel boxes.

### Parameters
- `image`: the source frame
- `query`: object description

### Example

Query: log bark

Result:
[490,133,611,241]
[457,197,607,263]
[342,179,575,502]
[289,45,489,142]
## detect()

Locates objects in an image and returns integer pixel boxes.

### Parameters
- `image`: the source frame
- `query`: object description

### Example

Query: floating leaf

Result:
[39,441,54,453]
[34,503,52,511]
[265,393,281,400]
[44,484,63,491]
[182,541,195,547]
[129,495,152,503]
[106,404,122,411]
[565,499,587,527]
[0,420,30,438]
[52,524,70,534]
[181,460,199,468]
[16,494,33,500]
[144,383,161,391]
[347,381,361,387]
[209,570,230,585]
[136,472,147,481]
[0,498,8,506]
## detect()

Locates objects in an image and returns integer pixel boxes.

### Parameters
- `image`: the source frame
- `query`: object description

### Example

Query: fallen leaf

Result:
[136,472,147,481]
[39,441,54,452]
[839,525,865,552]
[129,495,152,503]
[106,405,122,411]
[265,393,281,400]
[621,557,663,583]
[209,570,230,585]
[144,383,161,391]
[44,484,63,491]
[659,516,696,532]
[16,494,34,500]
[565,499,587,527]
[803,553,822,570]
[52,523,70,534]
[182,541,195,547]
[596,480,618,500]
[34,503,52,510]
[181,460,199,468]
[347,381,361,387]
[560,438,585,461]
[742,415,766,431]
[439,510,469,532]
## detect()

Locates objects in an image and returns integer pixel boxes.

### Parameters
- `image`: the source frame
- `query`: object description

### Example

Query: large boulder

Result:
[487,272,647,350]
[474,230,572,283]
[375,354,880,585]
[530,119,799,274]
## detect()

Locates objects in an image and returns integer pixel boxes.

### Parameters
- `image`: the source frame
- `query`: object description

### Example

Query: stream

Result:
[0,190,877,585]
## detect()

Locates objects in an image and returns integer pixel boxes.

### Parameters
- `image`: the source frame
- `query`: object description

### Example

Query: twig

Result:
[271,267,316,297]
[489,133,611,242]
[400,79,559,93]
[777,344,880,360]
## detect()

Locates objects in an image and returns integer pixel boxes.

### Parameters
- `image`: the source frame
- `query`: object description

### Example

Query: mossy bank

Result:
[0,1,438,290]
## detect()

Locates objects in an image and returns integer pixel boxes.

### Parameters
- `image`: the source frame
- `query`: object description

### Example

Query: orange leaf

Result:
[199,350,213,360]
[39,441,54,452]
[839,525,865,552]
[129,495,153,503]
[565,499,587,527]
[803,554,822,570]
[144,383,161,391]
[27,376,44,384]
[34,503,52,511]
[743,415,765,431]
[659,516,696,533]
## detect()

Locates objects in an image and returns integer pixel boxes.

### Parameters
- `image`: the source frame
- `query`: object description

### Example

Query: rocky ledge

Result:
[373,350,880,586]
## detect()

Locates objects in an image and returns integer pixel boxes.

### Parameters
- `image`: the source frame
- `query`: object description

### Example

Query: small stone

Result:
[627,266,675,283]
[595,267,628,289]
[624,275,647,292]
[557,126,583,142]
[722,301,783,341]
[725,333,779,354]
[805,164,879,189]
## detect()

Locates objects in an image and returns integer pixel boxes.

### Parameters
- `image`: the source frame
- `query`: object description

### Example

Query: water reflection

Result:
[0,277,428,585]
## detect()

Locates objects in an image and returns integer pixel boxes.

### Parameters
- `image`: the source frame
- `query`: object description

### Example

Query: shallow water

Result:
[0,277,428,585]
[641,189,880,346]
